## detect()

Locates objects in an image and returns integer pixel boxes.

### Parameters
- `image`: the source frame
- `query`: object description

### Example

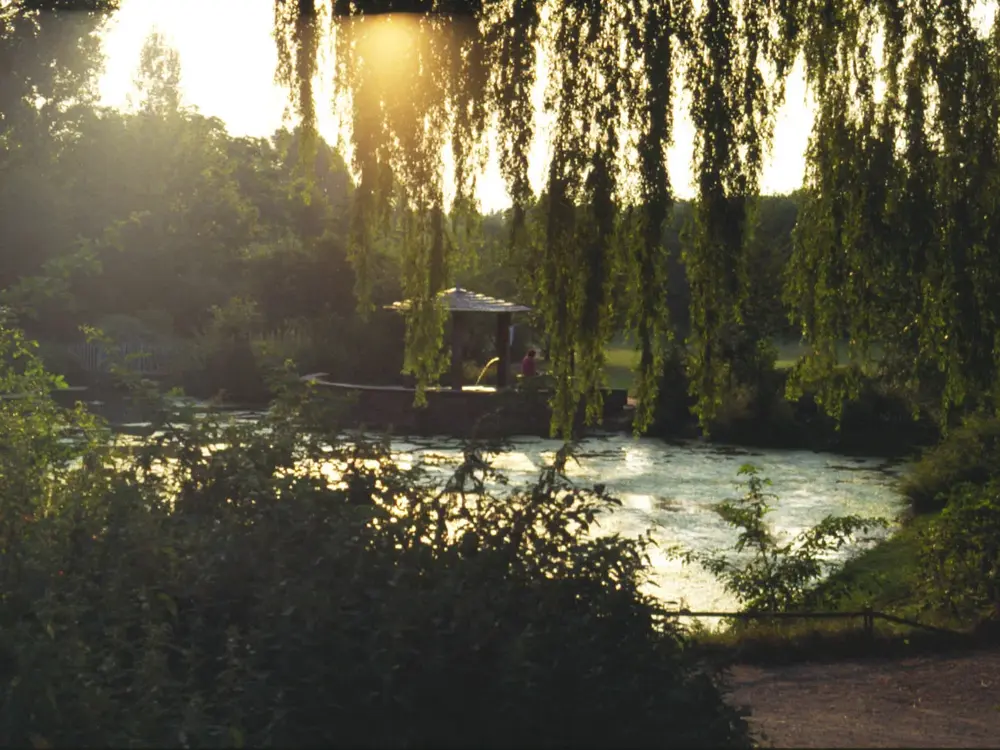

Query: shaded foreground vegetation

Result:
[4,309,1000,745]
[0,324,752,748]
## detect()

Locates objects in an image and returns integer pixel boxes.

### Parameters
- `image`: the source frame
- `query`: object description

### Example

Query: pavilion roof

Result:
[385,286,531,314]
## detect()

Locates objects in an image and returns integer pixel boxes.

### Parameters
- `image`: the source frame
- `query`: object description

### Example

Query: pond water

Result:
[376,433,908,614]
[104,397,908,615]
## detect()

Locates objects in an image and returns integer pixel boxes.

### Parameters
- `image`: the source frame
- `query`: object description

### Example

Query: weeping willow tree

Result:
[785,0,1000,427]
[222,0,1000,434]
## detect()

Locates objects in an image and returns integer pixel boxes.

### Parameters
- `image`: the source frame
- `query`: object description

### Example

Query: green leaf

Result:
[229,727,245,748]
[158,593,178,620]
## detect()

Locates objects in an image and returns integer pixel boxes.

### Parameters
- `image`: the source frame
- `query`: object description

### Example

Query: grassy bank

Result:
[689,615,987,667]
[688,418,1000,664]
[813,514,932,618]
[687,515,981,666]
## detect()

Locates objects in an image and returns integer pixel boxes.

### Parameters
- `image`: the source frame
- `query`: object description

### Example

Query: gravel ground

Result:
[726,649,1000,748]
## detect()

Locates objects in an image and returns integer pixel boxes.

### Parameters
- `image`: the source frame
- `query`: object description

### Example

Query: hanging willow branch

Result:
[315,7,491,403]
[484,0,539,247]
[684,0,777,430]
[274,0,321,170]
[622,0,681,434]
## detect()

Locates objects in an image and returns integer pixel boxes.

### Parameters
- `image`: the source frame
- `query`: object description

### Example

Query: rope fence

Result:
[665,608,958,637]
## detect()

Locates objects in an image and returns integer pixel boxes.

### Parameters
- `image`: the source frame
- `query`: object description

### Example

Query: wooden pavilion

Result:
[300,286,630,437]
[384,286,531,389]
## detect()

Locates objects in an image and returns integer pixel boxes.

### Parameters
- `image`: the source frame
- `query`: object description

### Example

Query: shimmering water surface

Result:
[384,433,908,612]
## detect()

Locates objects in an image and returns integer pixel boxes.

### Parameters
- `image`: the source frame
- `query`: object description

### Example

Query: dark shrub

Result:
[902,414,1000,513]
[918,479,1000,621]
[696,366,936,456]
[651,346,697,436]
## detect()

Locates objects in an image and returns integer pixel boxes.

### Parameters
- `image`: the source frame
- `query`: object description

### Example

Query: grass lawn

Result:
[603,336,815,391]
[774,339,886,370]
[531,341,636,391]
[774,339,808,370]
[603,342,639,392]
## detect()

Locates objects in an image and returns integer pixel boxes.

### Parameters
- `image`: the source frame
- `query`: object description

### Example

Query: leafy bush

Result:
[919,479,1000,621]
[93,312,175,343]
[834,376,938,456]
[676,465,888,613]
[901,414,1000,513]
[250,319,334,373]
[0,322,752,748]
[35,339,92,383]
[703,365,935,455]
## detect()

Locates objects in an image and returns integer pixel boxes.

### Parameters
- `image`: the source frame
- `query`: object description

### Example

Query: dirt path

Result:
[726,649,1000,748]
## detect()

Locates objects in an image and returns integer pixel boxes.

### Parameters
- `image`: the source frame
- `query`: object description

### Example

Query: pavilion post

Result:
[450,312,464,391]
[495,312,512,388]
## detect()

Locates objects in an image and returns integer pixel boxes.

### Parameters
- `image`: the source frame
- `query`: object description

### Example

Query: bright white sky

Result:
[97,0,817,213]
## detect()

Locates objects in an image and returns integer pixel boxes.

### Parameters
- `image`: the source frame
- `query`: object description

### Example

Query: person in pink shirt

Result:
[521,349,537,378]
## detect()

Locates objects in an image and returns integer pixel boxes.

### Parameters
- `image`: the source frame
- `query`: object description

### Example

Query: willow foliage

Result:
[265,0,1000,434]
[784,0,1000,427]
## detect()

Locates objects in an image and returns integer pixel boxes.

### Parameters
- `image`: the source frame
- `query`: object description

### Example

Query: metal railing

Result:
[665,607,958,637]
[68,341,173,376]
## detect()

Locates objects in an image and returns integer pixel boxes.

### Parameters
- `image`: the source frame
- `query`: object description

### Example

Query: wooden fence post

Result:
[863,605,874,639]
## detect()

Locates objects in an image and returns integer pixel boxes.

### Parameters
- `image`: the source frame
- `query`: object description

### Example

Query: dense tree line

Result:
[0,25,413,393]
[471,194,801,345]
